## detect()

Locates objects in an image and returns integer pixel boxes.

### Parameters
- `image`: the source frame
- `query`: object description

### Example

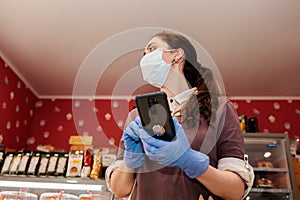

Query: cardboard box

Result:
[69,136,93,145]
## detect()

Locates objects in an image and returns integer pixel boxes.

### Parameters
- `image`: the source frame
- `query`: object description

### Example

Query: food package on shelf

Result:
[90,149,102,180]
[80,149,93,178]
[26,152,41,176]
[36,145,65,153]
[0,191,38,200]
[40,193,78,200]
[0,150,4,172]
[66,150,84,177]
[1,152,14,175]
[79,191,112,200]
[8,152,22,175]
[100,148,117,179]
[69,136,93,147]
[17,151,32,175]
[256,177,274,188]
[54,152,69,176]
[46,153,59,176]
[101,148,116,168]
[37,153,51,176]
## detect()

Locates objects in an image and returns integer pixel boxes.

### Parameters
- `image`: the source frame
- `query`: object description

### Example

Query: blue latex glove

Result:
[123,117,145,168]
[138,117,210,179]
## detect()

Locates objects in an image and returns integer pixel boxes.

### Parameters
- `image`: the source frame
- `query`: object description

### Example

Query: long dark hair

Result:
[152,31,220,124]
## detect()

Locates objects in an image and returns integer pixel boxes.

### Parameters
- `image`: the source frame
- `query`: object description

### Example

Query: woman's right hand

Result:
[124,117,145,168]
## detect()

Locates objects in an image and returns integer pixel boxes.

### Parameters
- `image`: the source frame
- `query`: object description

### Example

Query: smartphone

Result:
[135,91,176,141]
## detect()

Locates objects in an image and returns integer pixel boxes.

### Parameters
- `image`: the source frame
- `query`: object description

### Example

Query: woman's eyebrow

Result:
[146,42,158,49]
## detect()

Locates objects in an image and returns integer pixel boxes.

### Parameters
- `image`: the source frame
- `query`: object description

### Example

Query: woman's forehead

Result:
[145,37,169,49]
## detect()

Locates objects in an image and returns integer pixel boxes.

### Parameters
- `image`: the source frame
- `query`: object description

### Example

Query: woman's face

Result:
[143,36,189,96]
[143,36,175,64]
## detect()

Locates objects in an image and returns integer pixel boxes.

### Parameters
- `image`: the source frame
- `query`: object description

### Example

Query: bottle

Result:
[248,117,259,133]
[81,149,92,178]
[239,115,247,133]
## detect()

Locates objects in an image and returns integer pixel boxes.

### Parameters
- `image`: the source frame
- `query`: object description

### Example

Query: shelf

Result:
[251,188,292,194]
[243,133,298,200]
[253,167,288,172]
[0,175,106,192]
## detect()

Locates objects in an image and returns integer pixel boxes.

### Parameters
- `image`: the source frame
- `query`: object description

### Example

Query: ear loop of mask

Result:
[170,49,184,67]
[159,49,177,65]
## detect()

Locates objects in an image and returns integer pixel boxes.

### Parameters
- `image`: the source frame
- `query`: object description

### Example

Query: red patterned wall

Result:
[232,100,300,138]
[0,57,38,150]
[0,56,299,151]
[28,98,135,151]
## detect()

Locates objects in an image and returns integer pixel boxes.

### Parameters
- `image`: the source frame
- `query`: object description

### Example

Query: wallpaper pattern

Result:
[0,56,299,151]
[0,57,38,150]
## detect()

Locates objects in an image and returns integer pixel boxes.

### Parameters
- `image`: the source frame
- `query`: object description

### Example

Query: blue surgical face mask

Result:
[140,49,172,88]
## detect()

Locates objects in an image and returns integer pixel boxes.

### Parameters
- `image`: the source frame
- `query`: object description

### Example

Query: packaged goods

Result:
[101,148,116,167]
[100,148,116,179]
[257,160,274,168]
[17,151,32,175]
[0,151,6,174]
[90,149,102,180]
[46,153,59,176]
[0,151,4,171]
[81,149,92,178]
[1,152,14,174]
[69,136,93,146]
[0,191,38,200]
[66,150,84,177]
[257,178,274,188]
[79,192,112,200]
[54,152,69,176]
[40,193,78,200]
[37,153,50,176]
[27,152,41,176]
[9,152,22,174]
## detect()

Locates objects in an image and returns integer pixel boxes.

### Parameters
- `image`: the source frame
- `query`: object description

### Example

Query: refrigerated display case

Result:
[0,176,109,198]
[243,133,298,200]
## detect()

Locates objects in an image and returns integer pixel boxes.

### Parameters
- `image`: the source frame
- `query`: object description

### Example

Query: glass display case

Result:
[243,133,298,200]
[0,176,110,198]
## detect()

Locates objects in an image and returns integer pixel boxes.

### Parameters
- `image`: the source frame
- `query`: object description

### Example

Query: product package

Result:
[27,152,41,176]
[54,152,69,176]
[40,193,78,200]
[81,149,93,178]
[46,153,59,176]
[17,151,32,175]
[66,150,84,177]
[79,192,112,200]
[100,148,116,179]
[90,149,102,180]
[37,153,51,176]
[0,151,5,172]
[0,191,38,200]
[8,152,22,175]
[1,152,14,174]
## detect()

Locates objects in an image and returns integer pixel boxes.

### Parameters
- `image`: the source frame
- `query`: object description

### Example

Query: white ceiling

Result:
[1,0,300,99]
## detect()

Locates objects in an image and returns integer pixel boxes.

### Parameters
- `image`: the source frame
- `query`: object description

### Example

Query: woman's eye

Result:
[149,47,156,52]
[143,46,158,56]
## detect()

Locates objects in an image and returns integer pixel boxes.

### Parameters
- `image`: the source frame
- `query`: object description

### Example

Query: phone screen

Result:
[135,92,175,141]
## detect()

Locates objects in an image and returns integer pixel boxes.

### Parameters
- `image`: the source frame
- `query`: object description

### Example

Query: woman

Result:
[106,31,254,200]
